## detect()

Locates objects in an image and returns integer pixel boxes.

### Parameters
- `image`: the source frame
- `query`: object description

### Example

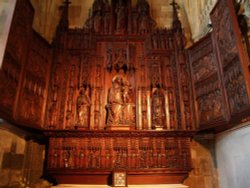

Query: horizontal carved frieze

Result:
[44,130,195,138]
[47,135,192,170]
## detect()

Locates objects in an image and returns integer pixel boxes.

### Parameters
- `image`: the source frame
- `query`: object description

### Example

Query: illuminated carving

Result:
[106,75,135,129]
[151,87,166,130]
[76,87,91,128]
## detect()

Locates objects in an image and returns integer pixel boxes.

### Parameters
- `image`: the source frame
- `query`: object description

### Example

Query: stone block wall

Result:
[184,136,219,188]
[0,121,46,187]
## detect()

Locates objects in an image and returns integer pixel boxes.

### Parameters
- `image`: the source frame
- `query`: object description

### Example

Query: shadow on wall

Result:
[0,121,48,188]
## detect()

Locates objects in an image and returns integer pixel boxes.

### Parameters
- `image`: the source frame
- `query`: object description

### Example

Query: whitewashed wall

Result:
[0,0,17,68]
[216,122,250,188]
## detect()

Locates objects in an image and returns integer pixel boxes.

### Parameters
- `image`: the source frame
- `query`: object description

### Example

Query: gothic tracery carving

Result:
[47,135,192,170]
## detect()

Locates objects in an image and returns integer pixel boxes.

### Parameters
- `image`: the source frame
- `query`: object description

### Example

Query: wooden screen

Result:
[188,0,250,131]
[44,0,194,184]
[3,0,250,185]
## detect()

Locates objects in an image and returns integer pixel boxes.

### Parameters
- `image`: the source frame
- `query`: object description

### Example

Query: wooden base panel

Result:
[48,170,188,185]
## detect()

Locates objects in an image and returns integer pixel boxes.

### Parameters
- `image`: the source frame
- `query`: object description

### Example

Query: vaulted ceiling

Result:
[30,0,218,46]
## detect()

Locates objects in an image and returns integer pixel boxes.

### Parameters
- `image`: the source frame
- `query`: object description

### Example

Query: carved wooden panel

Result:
[0,52,20,116]
[6,0,34,64]
[15,32,52,127]
[211,0,250,119]
[149,29,174,50]
[0,0,34,118]
[45,37,193,131]
[177,51,193,130]
[46,131,192,171]
[44,0,194,132]
[188,34,227,128]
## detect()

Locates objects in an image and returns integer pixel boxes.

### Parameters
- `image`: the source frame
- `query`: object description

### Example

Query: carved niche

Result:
[151,87,166,130]
[106,75,135,130]
[84,0,156,35]
[76,86,91,128]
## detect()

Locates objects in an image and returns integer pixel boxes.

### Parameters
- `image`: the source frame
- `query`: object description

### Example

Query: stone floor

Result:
[53,184,188,188]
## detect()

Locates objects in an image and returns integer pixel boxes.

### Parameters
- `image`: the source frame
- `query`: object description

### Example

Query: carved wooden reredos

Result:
[2,0,250,185]
[40,0,195,184]
[45,0,193,131]
[0,0,195,184]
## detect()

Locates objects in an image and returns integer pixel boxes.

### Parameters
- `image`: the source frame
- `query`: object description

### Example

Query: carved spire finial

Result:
[170,0,182,32]
[58,0,71,31]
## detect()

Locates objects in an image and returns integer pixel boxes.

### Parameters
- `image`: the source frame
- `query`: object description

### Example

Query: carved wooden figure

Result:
[76,87,91,128]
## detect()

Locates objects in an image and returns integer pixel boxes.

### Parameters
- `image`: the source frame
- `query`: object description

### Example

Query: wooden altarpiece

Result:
[1,0,250,185]
[44,0,195,185]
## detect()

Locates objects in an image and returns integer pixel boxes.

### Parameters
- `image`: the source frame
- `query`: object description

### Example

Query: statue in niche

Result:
[137,0,150,14]
[160,33,166,49]
[106,48,113,72]
[175,32,186,49]
[123,79,135,124]
[123,80,133,103]
[152,33,158,49]
[88,149,99,168]
[184,105,192,129]
[93,11,102,33]
[103,0,111,34]
[139,11,149,34]
[142,111,148,129]
[137,0,155,34]
[76,87,90,127]
[48,102,57,128]
[115,0,126,33]
[106,75,123,124]
[132,12,138,34]
[64,150,71,168]
[212,90,222,118]
[106,48,130,73]
[93,0,103,13]
[113,49,128,72]
[104,12,111,34]
[151,88,165,129]
[106,75,135,127]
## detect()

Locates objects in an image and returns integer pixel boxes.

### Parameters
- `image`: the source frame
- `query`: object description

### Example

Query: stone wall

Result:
[0,121,46,188]
[216,122,250,188]
[183,0,217,42]
[184,135,219,188]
